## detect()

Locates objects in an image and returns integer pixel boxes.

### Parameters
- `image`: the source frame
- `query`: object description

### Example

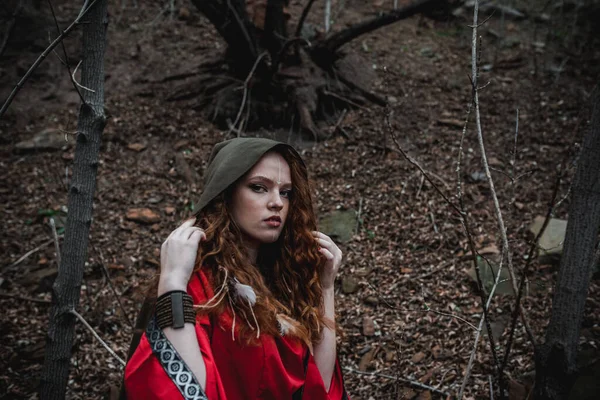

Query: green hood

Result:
[192,137,304,215]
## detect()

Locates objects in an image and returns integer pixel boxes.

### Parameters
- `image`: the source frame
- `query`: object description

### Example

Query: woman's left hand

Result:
[313,231,342,291]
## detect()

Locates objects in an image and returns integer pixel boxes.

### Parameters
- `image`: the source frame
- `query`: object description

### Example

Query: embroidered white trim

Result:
[146,317,207,400]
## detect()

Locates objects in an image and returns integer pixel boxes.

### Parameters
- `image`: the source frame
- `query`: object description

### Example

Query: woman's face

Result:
[230,151,292,247]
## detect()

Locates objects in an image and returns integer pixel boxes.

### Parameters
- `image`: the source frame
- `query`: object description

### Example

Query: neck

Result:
[242,236,259,264]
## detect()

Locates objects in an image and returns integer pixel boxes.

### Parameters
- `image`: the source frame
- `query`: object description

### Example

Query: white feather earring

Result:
[276,314,295,336]
[233,278,261,338]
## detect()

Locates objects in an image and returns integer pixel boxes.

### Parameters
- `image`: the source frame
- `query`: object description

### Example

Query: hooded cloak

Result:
[121,138,348,400]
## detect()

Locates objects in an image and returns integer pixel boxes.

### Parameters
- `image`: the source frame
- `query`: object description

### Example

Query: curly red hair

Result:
[193,146,331,346]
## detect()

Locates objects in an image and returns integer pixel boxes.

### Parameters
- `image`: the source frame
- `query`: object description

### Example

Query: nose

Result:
[268,192,284,210]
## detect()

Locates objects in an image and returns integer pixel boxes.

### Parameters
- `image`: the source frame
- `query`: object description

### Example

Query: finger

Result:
[187,227,206,241]
[313,231,333,242]
[173,218,197,239]
[319,247,335,260]
[190,229,205,243]
[316,237,333,249]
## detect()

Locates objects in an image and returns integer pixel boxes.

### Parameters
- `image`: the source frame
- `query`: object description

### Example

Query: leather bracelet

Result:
[155,290,196,329]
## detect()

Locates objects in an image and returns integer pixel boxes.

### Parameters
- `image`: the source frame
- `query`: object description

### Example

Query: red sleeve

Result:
[303,353,350,400]
[124,269,228,400]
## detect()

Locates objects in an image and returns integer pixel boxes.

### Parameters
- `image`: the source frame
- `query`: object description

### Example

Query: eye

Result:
[280,189,292,199]
[250,184,267,193]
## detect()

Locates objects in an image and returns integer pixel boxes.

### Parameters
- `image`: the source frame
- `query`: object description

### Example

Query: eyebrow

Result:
[248,175,292,187]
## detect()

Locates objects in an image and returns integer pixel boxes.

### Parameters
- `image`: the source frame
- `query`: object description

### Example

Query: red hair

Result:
[193,146,330,346]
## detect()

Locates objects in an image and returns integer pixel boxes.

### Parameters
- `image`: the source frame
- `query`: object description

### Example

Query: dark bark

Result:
[39,0,108,399]
[315,0,442,55]
[190,0,259,74]
[534,85,600,400]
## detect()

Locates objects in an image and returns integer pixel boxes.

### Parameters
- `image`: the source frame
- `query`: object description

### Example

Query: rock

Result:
[465,254,514,296]
[175,153,200,186]
[319,209,357,243]
[362,316,375,337]
[126,208,160,224]
[363,296,379,306]
[341,275,359,294]
[479,244,499,255]
[469,171,486,183]
[335,53,377,94]
[401,389,418,399]
[127,143,147,152]
[437,118,463,129]
[416,391,432,400]
[420,47,435,58]
[411,352,426,363]
[20,267,57,292]
[178,6,191,21]
[15,129,67,152]
[358,347,376,372]
[431,345,441,359]
[164,206,176,215]
[174,139,190,150]
[529,216,567,264]
[490,317,508,343]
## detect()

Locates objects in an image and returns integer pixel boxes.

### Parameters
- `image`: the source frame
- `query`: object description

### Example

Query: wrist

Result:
[158,275,188,296]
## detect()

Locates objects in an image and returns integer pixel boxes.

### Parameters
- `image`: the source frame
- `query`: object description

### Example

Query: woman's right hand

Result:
[158,218,206,295]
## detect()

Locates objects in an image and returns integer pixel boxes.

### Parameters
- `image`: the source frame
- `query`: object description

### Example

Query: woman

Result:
[124,137,349,399]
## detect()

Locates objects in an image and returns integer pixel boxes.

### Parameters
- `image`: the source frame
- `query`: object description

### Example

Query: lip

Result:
[264,216,282,227]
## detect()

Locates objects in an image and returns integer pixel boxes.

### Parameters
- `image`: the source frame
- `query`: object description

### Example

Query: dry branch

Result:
[316,0,442,55]
[0,0,100,120]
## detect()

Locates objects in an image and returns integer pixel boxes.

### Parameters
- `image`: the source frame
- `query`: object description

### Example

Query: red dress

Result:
[124,269,349,399]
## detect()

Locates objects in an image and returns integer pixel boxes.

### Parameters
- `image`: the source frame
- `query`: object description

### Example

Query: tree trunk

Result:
[172,0,452,137]
[39,1,108,399]
[534,85,600,400]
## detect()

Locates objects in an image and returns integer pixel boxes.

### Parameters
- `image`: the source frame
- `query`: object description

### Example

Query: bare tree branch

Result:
[0,0,100,120]
[315,0,441,54]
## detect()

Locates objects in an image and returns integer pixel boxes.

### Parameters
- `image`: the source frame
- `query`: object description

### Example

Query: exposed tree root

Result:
[166,0,456,138]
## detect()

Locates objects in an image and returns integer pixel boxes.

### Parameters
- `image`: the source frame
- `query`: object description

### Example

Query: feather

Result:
[233,278,257,306]
[276,314,296,336]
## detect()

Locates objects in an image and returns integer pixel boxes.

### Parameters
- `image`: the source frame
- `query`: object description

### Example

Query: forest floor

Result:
[1,0,599,399]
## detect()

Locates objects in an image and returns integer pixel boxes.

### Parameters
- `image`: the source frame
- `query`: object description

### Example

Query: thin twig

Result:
[425,306,478,331]
[6,239,55,269]
[355,197,363,234]
[343,367,451,397]
[46,0,85,104]
[0,0,22,58]
[510,108,519,202]
[50,218,62,269]
[95,247,134,329]
[387,116,461,216]
[469,1,535,348]
[324,0,332,33]
[72,60,95,93]
[0,0,100,119]
[295,0,317,38]
[228,51,268,136]
[500,156,566,377]
[70,309,126,367]
[0,293,52,304]
[459,249,506,399]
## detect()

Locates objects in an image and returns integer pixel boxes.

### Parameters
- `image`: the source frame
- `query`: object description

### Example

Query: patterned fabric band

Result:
[155,290,196,329]
[146,316,208,400]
